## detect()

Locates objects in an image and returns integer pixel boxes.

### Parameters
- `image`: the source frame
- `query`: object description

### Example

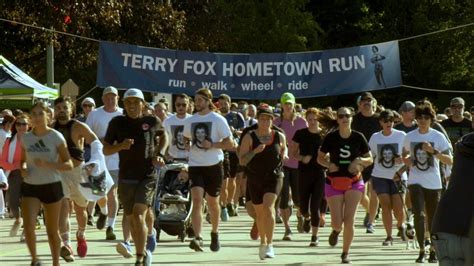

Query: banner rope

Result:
[73,86,99,104]
[0,17,472,45]
[401,85,474,93]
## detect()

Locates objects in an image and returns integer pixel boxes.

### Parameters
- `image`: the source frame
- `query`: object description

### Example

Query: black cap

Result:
[257,103,274,118]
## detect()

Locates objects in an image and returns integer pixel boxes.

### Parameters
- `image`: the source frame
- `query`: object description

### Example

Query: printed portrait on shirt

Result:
[411,142,434,171]
[191,122,212,149]
[171,125,185,151]
[377,143,398,168]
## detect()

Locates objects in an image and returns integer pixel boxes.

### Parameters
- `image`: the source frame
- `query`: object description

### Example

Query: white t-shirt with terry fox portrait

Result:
[403,128,451,190]
[163,114,191,160]
[369,129,407,180]
[183,112,232,167]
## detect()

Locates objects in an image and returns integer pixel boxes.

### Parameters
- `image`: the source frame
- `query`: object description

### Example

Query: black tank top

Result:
[246,130,283,178]
[53,120,85,162]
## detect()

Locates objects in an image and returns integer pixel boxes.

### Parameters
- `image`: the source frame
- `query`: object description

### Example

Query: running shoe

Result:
[366,223,375,233]
[303,218,311,233]
[189,237,204,252]
[382,236,393,246]
[329,230,340,247]
[35,218,41,230]
[227,203,237,217]
[415,252,426,263]
[282,228,292,241]
[143,249,152,266]
[363,213,369,227]
[265,244,275,258]
[238,197,245,207]
[87,214,94,226]
[259,244,266,260]
[146,228,157,252]
[205,213,211,224]
[116,241,133,258]
[341,252,351,264]
[309,235,319,247]
[220,207,229,222]
[60,245,75,262]
[96,213,107,230]
[250,221,259,240]
[106,226,116,240]
[10,221,21,237]
[19,230,25,242]
[297,216,304,233]
[76,234,88,258]
[210,232,220,252]
[30,260,42,266]
[428,250,438,263]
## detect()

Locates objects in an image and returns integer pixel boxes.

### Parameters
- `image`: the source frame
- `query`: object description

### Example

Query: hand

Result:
[152,156,166,167]
[164,154,174,162]
[34,158,49,169]
[348,158,364,175]
[328,163,339,173]
[120,138,134,150]
[201,139,213,149]
[392,171,401,181]
[254,144,266,154]
[184,141,191,151]
[422,142,435,154]
[394,156,403,165]
[301,155,312,164]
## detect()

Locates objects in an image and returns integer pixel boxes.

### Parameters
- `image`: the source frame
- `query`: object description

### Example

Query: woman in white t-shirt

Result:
[21,102,73,266]
[368,110,407,246]
[402,102,452,263]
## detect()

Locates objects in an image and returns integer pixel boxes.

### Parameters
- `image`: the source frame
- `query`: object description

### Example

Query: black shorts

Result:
[189,161,224,197]
[22,181,64,204]
[118,178,156,216]
[362,166,373,182]
[247,173,283,205]
[372,176,406,195]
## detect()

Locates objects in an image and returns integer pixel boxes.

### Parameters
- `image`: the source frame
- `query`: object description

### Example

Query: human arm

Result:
[279,132,289,162]
[348,152,373,175]
[317,149,339,173]
[239,133,264,166]
[421,142,453,166]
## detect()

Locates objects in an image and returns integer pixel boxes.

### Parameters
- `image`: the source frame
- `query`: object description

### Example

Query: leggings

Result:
[298,170,326,227]
[408,184,441,249]
[278,167,300,209]
[7,170,23,219]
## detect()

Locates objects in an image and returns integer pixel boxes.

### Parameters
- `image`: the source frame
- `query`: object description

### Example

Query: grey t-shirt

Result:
[22,129,66,185]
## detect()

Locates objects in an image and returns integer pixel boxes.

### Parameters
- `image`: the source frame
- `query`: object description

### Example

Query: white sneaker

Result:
[265,244,275,258]
[259,244,266,260]
[19,230,25,242]
[116,241,133,258]
[10,221,21,237]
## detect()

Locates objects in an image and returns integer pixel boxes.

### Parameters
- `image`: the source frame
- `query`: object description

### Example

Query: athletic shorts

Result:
[118,178,156,216]
[324,180,365,198]
[22,181,64,204]
[189,161,224,197]
[109,170,119,186]
[61,165,89,207]
[247,173,283,205]
[372,176,406,195]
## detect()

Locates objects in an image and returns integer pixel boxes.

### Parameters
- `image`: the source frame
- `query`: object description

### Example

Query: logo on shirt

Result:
[171,125,185,150]
[339,145,351,164]
[411,142,434,171]
[191,122,213,150]
[142,123,150,131]
[27,140,51,153]
[377,143,399,169]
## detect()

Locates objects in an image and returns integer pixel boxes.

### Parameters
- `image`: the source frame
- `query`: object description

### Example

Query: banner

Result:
[97,41,402,99]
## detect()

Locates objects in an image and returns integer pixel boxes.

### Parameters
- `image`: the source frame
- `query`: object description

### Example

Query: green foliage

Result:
[0,0,472,109]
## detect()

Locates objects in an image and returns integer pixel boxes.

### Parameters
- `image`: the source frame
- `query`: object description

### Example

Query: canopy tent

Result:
[0,55,58,108]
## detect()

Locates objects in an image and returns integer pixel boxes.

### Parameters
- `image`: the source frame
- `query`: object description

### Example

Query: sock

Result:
[100,205,108,216]
[61,232,70,246]
[107,217,116,228]
[77,229,85,239]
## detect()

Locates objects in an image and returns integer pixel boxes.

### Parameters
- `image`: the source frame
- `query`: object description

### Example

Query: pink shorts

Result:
[325,180,365,198]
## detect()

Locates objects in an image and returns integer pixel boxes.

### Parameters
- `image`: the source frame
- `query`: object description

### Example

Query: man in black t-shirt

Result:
[104,88,168,266]
[351,92,380,234]
[441,97,473,146]
[395,101,417,133]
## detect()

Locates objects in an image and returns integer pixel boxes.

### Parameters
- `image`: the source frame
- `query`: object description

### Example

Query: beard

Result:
[56,113,69,121]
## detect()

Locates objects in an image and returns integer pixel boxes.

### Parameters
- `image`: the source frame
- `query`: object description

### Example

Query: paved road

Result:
[0,207,424,265]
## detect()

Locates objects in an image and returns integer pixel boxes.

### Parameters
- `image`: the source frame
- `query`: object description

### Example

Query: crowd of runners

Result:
[0,87,473,265]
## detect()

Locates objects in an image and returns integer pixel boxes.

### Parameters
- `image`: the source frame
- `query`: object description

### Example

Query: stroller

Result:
[153,162,193,242]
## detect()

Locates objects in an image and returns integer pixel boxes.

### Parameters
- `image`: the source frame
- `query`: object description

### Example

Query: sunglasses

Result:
[82,104,94,108]
[175,103,187,107]
[337,114,352,119]
[416,114,432,120]
[450,105,463,109]
[15,122,28,126]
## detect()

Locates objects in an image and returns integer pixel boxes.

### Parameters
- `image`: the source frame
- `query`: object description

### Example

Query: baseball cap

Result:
[280,92,296,104]
[357,92,375,104]
[103,86,118,96]
[399,101,415,113]
[81,97,96,106]
[450,97,465,106]
[379,109,394,120]
[257,103,274,118]
[123,88,144,101]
